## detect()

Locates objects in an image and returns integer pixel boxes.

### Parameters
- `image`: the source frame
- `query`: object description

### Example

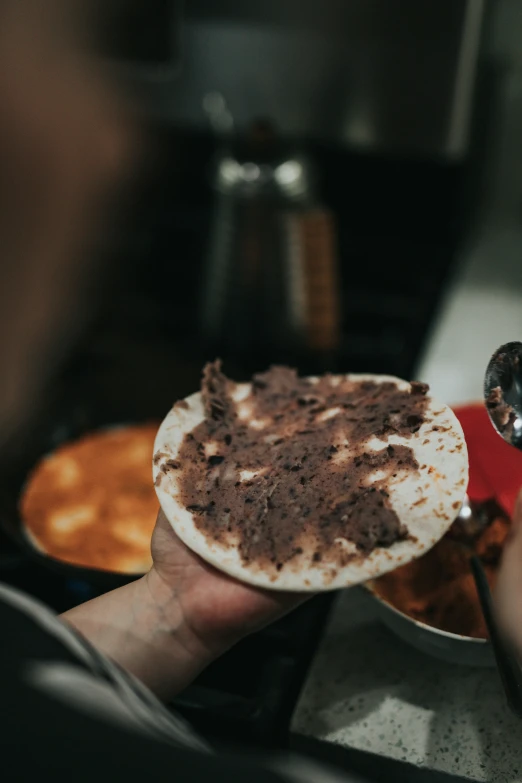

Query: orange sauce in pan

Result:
[20,424,159,574]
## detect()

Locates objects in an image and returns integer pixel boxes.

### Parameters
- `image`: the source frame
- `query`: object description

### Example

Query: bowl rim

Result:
[362,581,489,645]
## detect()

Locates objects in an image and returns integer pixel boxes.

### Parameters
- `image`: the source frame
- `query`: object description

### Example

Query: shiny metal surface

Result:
[199,127,321,355]
[213,153,313,201]
[155,0,487,158]
[484,341,522,450]
[363,583,494,667]
[448,494,489,544]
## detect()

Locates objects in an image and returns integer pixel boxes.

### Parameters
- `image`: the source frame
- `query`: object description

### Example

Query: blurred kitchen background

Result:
[15,0,519,426]
[40,0,503,424]
[3,0,522,765]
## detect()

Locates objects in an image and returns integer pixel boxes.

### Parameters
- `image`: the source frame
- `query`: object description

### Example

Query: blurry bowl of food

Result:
[363,401,520,667]
[0,415,160,591]
[363,584,494,667]
[362,506,507,667]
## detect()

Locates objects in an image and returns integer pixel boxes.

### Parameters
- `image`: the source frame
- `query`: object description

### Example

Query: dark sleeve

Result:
[0,584,357,783]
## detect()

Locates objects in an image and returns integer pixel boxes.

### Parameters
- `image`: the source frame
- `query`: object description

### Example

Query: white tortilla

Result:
[153,374,468,591]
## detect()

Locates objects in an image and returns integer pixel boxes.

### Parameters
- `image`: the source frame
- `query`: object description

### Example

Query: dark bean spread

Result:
[173,363,429,572]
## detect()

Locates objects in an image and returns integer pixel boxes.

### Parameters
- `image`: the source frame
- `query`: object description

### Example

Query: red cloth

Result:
[453,403,522,518]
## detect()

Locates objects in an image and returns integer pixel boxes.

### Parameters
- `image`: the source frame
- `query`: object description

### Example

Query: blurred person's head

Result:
[0,0,139,445]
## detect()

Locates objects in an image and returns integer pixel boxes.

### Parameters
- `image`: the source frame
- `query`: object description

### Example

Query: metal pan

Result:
[0,393,152,593]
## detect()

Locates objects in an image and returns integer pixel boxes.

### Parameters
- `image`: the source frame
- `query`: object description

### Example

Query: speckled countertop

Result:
[291,589,522,782]
[291,229,522,782]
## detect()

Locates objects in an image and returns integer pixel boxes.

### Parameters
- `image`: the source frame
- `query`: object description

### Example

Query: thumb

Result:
[495,488,522,652]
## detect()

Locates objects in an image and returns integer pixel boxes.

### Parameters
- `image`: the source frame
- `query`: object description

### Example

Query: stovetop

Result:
[0,128,469,747]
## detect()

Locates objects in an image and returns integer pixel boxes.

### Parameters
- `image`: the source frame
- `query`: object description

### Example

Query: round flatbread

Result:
[153,365,468,591]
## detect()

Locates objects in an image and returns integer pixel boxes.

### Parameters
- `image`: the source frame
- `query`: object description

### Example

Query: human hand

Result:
[495,490,522,652]
[147,509,311,659]
[64,510,311,700]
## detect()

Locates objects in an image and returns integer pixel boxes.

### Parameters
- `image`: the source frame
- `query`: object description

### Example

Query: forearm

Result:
[62,568,218,702]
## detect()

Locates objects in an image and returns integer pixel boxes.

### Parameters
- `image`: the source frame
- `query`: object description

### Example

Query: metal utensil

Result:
[484,341,522,449]
[469,555,522,718]
[453,497,522,718]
